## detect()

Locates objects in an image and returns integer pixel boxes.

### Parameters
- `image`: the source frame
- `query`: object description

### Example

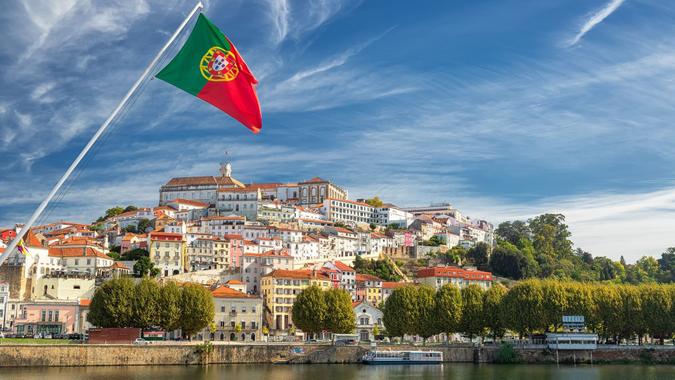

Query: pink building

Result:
[14,300,89,336]
[223,234,243,268]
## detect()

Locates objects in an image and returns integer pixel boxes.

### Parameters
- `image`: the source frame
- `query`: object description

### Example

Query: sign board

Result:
[562,315,585,329]
[404,232,413,247]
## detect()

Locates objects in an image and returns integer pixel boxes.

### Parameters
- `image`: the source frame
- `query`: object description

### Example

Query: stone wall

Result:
[0,344,672,367]
[0,344,476,367]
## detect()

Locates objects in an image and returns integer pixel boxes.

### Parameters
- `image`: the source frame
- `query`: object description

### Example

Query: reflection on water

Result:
[0,364,673,380]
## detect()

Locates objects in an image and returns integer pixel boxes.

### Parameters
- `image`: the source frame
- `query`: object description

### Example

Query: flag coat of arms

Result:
[156,14,262,134]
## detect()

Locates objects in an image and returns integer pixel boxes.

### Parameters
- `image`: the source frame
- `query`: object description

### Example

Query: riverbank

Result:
[0,343,673,367]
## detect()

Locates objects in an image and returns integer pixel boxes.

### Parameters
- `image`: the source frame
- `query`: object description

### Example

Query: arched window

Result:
[251,333,256,341]
[230,333,236,341]
[241,333,246,341]
[220,333,224,341]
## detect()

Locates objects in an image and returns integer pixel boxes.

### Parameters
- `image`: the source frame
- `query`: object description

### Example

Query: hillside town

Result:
[0,160,495,342]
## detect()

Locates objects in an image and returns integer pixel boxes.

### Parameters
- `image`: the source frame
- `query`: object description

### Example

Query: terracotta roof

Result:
[167,198,209,207]
[300,177,328,184]
[217,187,261,193]
[334,227,355,234]
[244,249,291,258]
[416,266,493,281]
[225,279,244,285]
[264,269,330,281]
[356,273,383,282]
[246,183,282,189]
[333,261,354,272]
[25,231,44,248]
[382,281,405,289]
[164,175,244,188]
[111,261,129,270]
[48,246,111,259]
[79,299,91,307]
[211,285,256,299]
[149,231,184,241]
[222,234,243,240]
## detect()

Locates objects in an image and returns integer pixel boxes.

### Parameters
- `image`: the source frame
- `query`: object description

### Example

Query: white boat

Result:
[362,350,443,364]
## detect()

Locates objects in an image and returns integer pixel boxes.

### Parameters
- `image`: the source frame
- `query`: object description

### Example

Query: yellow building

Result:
[356,274,383,305]
[148,232,186,277]
[261,269,331,331]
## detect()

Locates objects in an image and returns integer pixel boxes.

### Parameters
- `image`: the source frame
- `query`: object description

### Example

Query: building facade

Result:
[416,266,493,290]
[148,232,186,277]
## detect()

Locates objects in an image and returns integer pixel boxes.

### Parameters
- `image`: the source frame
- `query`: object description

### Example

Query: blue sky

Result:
[1,0,675,262]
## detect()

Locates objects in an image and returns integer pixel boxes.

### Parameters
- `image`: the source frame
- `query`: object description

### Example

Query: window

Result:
[41,310,46,321]
[48,311,53,322]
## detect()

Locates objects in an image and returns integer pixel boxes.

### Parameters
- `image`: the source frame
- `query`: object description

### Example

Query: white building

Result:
[202,216,245,237]
[0,281,8,331]
[353,301,384,341]
[159,162,245,205]
[374,204,414,228]
[217,187,262,221]
[322,198,375,226]
[298,177,348,205]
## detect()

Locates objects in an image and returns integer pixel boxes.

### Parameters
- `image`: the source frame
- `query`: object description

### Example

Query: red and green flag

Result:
[156,14,262,134]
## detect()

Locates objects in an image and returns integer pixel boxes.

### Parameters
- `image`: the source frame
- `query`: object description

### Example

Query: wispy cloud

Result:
[568,0,625,46]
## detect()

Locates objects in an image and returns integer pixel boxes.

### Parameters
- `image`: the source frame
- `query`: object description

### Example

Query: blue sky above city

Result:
[1,0,675,261]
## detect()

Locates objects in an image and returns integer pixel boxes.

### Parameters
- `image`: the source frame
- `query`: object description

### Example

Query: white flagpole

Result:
[0,2,204,267]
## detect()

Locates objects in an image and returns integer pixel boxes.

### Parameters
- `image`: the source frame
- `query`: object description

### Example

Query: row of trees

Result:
[88,278,214,338]
[383,280,675,344]
[291,286,356,337]
[492,214,675,283]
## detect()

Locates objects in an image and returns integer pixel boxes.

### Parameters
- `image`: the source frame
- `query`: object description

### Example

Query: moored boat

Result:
[362,350,443,364]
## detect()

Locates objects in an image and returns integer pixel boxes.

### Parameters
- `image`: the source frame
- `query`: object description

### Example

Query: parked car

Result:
[133,338,149,345]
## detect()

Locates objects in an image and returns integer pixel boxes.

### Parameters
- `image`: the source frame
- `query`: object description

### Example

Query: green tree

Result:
[563,283,596,331]
[365,196,383,208]
[592,257,625,281]
[636,257,660,281]
[291,285,327,337]
[123,205,138,212]
[158,282,182,332]
[658,249,675,283]
[467,242,491,270]
[131,278,161,328]
[640,284,673,344]
[87,277,135,327]
[134,256,159,277]
[434,284,462,338]
[502,280,544,338]
[619,285,645,344]
[495,221,531,246]
[593,284,622,341]
[483,284,507,341]
[415,286,438,343]
[489,243,538,280]
[458,285,485,340]
[540,280,568,331]
[324,288,355,333]
[179,284,215,339]
[383,285,419,337]
[124,248,149,261]
[137,218,153,233]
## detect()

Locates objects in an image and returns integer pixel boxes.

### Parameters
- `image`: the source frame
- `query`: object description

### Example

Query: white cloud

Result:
[568,0,625,46]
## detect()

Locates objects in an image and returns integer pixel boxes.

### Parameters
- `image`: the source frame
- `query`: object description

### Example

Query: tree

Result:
[502,280,544,338]
[482,284,507,341]
[458,285,484,340]
[434,284,462,339]
[540,280,568,331]
[365,196,383,208]
[640,284,673,344]
[131,278,160,328]
[124,248,149,261]
[137,218,153,233]
[324,288,355,333]
[179,283,215,339]
[593,284,622,341]
[124,205,138,212]
[619,285,645,344]
[636,256,660,281]
[415,286,438,342]
[291,286,327,337]
[489,243,538,280]
[134,256,159,278]
[96,206,125,222]
[592,257,625,281]
[158,281,182,332]
[383,285,419,337]
[467,242,491,270]
[495,221,531,246]
[88,277,135,328]
[420,235,443,247]
[658,249,675,283]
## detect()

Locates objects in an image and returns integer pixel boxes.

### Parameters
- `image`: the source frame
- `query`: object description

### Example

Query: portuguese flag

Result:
[156,14,262,134]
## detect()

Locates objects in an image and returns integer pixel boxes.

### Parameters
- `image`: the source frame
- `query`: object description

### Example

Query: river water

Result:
[0,364,673,380]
